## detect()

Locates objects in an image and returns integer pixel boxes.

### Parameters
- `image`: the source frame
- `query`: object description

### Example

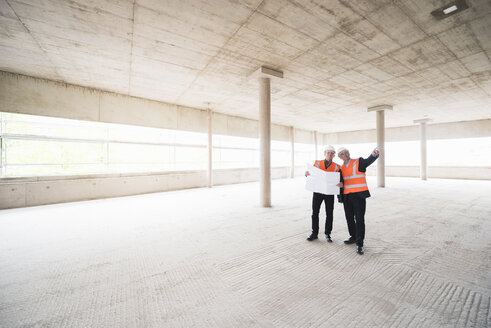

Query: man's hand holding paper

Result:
[305,164,340,195]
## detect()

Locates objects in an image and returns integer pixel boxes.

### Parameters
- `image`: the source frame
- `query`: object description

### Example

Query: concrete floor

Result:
[0,177,490,327]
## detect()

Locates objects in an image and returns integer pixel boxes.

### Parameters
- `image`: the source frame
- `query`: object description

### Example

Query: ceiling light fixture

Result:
[443,5,458,14]
[431,0,469,19]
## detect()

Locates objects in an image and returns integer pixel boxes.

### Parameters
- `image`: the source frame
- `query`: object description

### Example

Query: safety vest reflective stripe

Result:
[315,161,321,168]
[345,183,368,189]
[343,174,366,180]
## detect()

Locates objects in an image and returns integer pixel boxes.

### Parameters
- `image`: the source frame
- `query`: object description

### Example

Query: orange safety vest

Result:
[314,160,340,172]
[341,158,368,194]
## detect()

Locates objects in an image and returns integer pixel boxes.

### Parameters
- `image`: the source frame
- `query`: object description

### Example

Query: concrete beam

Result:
[368,104,393,112]
[413,118,433,124]
[323,119,491,144]
[248,66,284,80]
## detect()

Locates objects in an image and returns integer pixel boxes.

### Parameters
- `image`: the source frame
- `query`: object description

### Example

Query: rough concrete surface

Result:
[0,0,490,133]
[0,177,490,327]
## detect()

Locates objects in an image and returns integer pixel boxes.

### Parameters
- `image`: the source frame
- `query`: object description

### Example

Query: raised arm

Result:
[358,148,380,171]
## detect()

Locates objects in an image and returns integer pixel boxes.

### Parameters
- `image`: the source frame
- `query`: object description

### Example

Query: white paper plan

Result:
[305,164,340,195]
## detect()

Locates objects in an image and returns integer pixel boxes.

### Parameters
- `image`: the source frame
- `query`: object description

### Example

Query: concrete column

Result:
[376,110,385,187]
[414,118,432,180]
[420,122,427,180]
[313,131,318,158]
[259,77,271,207]
[249,66,283,207]
[207,108,213,188]
[368,105,393,188]
[290,126,295,179]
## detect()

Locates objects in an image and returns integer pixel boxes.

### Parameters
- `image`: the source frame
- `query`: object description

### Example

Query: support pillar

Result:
[250,66,283,207]
[414,118,432,180]
[207,108,213,188]
[290,126,295,179]
[376,111,385,187]
[368,105,393,188]
[313,131,318,158]
[259,77,271,207]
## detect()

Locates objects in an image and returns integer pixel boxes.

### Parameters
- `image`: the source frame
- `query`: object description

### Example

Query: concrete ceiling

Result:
[1,0,490,133]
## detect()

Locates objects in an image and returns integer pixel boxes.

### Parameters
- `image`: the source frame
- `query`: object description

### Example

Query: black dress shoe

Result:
[325,234,332,243]
[344,238,356,244]
[357,246,364,255]
[306,234,318,241]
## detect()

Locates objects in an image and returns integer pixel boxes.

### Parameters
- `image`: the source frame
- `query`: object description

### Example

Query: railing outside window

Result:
[0,112,207,177]
[212,134,259,169]
[294,142,315,167]
[271,140,291,168]
[212,135,292,169]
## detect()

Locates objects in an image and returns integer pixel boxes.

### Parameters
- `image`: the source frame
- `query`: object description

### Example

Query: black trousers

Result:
[343,192,366,246]
[311,193,334,236]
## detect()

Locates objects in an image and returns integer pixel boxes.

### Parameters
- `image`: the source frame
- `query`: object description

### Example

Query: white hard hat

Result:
[337,147,349,154]
[324,145,335,153]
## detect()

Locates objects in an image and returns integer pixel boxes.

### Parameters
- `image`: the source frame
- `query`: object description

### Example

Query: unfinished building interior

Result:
[0,0,490,327]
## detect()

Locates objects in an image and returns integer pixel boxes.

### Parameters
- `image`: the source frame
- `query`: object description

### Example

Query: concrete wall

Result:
[213,112,257,138]
[323,119,491,144]
[0,71,299,141]
[0,72,299,209]
[0,171,207,209]
[324,120,491,181]
[1,72,490,209]
[0,167,294,209]
[294,128,313,144]
[0,71,206,133]
[213,167,290,186]
[365,166,491,180]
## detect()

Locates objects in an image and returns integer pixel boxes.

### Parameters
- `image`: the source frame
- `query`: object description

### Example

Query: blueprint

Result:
[305,164,340,195]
